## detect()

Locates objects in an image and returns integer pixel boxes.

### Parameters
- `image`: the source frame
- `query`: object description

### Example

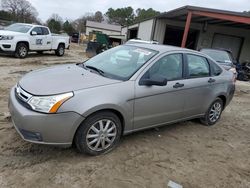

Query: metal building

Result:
[122,6,250,62]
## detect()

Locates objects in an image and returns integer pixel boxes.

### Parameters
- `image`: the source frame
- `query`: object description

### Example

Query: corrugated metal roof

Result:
[86,21,121,32]
[122,5,250,29]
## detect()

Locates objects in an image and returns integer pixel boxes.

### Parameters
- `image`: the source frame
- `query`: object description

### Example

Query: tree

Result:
[135,8,160,22]
[105,7,135,26]
[63,20,75,35]
[0,10,14,21]
[46,14,63,33]
[72,11,103,32]
[243,11,250,15]
[94,11,104,22]
[1,0,38,23]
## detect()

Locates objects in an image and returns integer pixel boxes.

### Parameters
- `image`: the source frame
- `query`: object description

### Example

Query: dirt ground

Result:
[0,44,250,188]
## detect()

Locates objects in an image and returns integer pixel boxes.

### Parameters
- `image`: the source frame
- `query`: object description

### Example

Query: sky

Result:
[27,0,250,22]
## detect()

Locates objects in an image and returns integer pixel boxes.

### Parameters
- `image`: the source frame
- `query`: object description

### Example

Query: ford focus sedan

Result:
[9,44,235,155]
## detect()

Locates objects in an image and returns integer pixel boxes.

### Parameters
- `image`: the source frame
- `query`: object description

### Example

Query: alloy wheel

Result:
[86,119,117,151]
[209,102,222,123]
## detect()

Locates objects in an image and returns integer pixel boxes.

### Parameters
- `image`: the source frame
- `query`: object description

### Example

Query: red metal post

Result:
[181,11,192,48]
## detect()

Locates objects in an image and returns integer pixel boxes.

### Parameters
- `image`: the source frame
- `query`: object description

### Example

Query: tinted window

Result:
[210,61,222,76]
[41,27,49,35]
[187,54,210,78]
[32,27,43,35]
[144,54,183,81]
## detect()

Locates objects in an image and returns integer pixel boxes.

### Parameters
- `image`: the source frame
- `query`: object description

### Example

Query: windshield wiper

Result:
[85,65,105,76]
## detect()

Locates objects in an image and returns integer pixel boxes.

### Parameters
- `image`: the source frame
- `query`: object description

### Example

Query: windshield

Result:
[84,45,158,80]
[5,24,32,33]
[201,49,232,64]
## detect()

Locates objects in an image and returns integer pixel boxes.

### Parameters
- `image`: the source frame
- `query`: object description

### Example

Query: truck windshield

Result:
[5,24,32,33]
[84,45,158,81]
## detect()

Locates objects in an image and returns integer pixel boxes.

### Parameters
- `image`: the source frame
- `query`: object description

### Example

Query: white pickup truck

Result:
[0,23,70,58]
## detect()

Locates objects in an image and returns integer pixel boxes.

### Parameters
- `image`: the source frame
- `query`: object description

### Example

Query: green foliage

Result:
[47,19,61,33]
[63,20,76,35]
[1,0,39,23]
[94,11,104,22]
[46,14,63,33]
[135,8,160,22]
[105,7,135,26]
[105,7,160,26]
[0,10,14,21]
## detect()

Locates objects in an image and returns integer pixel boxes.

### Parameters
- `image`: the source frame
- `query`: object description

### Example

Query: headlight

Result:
[27,92,73,113]
[1,35,14,40]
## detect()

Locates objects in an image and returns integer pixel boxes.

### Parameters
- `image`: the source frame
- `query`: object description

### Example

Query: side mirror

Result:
[139,76,167,86]
[31,31,37,36]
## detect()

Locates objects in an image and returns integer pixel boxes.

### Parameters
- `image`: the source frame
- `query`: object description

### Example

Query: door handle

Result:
[173,82,184,88]
[208,78,216,83]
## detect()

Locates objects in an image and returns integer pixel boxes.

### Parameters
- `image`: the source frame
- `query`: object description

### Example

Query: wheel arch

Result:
[72,107,127,143]
[216,95,227,109]
[16,41,30,50]
[57,42,65,48]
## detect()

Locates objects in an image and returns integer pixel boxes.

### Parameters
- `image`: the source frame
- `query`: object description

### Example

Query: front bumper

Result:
[0,41,15,53]
[8,87,84,146]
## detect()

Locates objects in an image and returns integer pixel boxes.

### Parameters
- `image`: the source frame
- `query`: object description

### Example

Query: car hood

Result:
[0,30,24,36]
[19,64,122,95]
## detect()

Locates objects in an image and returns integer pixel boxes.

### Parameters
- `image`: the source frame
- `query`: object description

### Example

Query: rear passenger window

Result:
[42,27,49,35]
[210,61,222,76]
[187,54,210,78]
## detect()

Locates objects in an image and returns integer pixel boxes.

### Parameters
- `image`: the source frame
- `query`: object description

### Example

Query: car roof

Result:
[200,48,232,53]
[125,43,202,55]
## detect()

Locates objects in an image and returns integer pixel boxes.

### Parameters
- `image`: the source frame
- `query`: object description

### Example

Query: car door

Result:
[29,27,46,50]
[41,27,52,50]
[181,53,216,118]
[133,53,186,130]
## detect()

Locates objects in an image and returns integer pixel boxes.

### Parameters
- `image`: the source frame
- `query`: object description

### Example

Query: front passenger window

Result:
[143,54,183,81]
[31,27,43,35]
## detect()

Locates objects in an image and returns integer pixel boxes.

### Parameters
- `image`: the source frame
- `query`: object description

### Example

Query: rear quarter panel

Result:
[51,35,70,49]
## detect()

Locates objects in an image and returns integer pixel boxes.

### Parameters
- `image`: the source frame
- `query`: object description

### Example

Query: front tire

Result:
[74,111,122,155]
[15,43,28,58]
[55,44,65,56]
[200,98,223,126]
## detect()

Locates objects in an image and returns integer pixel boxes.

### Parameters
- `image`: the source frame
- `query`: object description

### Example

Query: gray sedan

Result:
[9,44,235,155]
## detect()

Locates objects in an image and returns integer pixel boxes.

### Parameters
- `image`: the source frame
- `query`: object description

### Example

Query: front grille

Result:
[15,85,33,109]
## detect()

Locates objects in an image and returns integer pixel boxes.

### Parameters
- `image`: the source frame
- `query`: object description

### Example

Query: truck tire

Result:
[15,43,28,58]
[55,44,65,56]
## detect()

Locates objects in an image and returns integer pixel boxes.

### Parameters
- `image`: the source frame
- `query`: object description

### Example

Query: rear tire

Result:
[15,43,28,58]
[55,44,65,56]
[200,98,223,126]
[74,111,122,155]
